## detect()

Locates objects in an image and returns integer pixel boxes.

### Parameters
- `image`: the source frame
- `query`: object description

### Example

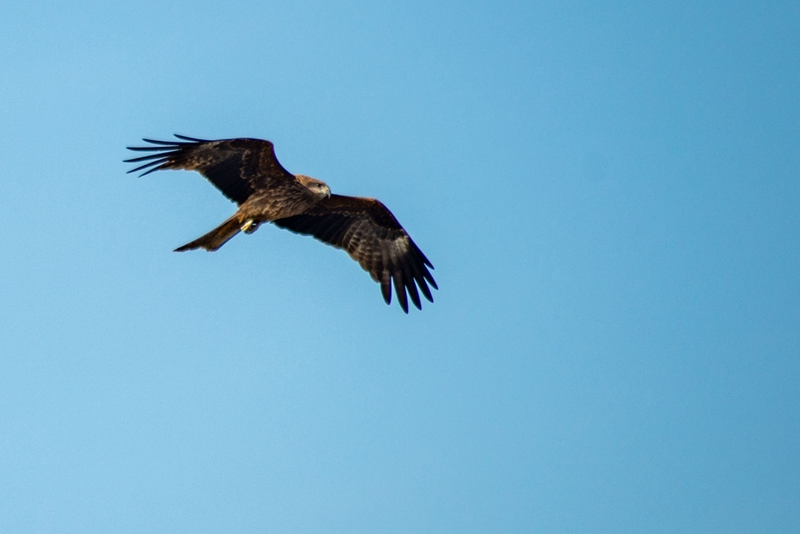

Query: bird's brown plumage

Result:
[125,135,436,312]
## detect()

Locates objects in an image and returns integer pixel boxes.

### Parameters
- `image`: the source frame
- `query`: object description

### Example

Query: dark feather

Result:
[126,145,176,152]
[124,153,172,163]
[173,134,211,142]
[274,195,436,312]
[125,135,295,204]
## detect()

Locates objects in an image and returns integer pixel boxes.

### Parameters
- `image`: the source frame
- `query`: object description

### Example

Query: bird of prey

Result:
[125,134,436,312]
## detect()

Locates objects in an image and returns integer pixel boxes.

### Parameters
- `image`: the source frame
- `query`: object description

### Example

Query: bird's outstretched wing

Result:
[125,135,296,205]
[274,195,437,313]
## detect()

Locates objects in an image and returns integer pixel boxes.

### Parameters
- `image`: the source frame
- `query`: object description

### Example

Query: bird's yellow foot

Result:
[241,219,259,233]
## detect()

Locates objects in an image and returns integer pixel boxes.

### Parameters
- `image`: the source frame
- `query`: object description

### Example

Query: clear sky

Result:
[1,1,798,532]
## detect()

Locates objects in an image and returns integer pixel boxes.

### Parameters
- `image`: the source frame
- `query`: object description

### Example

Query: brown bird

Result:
[125,135,436,312]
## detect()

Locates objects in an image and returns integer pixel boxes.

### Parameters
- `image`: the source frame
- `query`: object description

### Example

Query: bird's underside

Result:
[125,134,437,312]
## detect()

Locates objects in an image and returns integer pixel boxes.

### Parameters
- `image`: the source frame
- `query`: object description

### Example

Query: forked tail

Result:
[174,215,241,252]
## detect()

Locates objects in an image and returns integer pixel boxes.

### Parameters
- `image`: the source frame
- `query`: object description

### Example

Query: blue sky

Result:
[1,1,798,532]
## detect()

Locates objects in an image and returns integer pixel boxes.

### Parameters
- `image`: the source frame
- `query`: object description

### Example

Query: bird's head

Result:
[296,174,331,200]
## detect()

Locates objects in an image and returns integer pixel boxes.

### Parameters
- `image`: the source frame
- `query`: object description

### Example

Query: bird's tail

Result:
[174,215,241,252]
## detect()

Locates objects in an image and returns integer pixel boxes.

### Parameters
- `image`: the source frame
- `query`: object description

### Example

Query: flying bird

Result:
[125,135,436,312]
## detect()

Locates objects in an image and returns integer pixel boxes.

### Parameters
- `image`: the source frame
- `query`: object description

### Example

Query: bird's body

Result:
[125,135,436,312]
[174,173,332,252]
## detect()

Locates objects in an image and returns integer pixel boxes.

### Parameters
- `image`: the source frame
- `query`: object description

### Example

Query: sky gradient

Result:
[1,1,799,533]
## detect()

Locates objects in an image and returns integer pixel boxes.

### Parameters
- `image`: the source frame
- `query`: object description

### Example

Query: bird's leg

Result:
[241,218,259,234]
